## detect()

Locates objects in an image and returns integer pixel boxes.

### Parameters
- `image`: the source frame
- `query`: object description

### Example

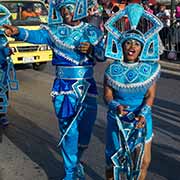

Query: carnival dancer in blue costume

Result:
[0,5,19,127]
[3,0,105,179]
[103,3,163,180]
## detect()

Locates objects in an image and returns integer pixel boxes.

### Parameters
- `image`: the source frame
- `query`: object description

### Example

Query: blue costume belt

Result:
[56,66,93,80]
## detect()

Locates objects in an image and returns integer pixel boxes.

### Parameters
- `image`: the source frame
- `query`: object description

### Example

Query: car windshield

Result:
[0,1,48,26]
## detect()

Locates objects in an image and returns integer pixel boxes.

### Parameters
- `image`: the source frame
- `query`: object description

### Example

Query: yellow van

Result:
[0,0,52,70]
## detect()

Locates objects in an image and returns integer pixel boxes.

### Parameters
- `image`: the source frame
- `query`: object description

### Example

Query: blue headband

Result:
[121,30,145,45]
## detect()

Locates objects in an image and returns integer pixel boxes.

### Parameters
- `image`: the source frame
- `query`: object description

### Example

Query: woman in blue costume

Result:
[0,4,18,127]
[103,4,163,180]
[3,0,105,179]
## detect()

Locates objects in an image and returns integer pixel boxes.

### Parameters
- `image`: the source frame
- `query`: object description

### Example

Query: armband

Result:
[138,104,152,119]
[108,100,121,111]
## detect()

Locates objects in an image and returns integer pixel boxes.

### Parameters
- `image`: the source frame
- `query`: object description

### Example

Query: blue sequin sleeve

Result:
[12,28,51,45]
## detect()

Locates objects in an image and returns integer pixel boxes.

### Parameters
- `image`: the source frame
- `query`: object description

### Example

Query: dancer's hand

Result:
[117,105,128,116]
[3,24,19,37]
[78,42,93,54]
[135,116,146,128]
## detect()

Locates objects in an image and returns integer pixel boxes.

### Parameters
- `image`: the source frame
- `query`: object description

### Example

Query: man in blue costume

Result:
[0,4,18,127]
[103,3,163,180]
[3,0,105,179]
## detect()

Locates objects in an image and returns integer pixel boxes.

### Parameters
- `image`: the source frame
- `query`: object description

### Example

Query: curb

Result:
[159,59,180,71]
[159,59,180,76]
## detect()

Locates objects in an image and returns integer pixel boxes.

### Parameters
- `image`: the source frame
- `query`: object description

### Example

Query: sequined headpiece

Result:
[48,0,96,24]
[105,3,163,61]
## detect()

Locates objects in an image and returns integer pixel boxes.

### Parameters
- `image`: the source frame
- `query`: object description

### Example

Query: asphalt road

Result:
[0,62,180,180]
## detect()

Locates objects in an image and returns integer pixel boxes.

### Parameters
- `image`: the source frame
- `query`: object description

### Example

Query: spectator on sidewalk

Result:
[99,0,113,25]
[156,4,170,47]
[87,1,104,31]
[175,2,180,23]
[143,2,154,14]
[152,3,160,15]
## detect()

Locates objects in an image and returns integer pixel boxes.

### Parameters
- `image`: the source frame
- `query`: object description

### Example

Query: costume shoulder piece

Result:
[41,23,87,50]
[41,22,104,50]
[84,23,104,46]
[41,23,94,65]
[105,61,160,92]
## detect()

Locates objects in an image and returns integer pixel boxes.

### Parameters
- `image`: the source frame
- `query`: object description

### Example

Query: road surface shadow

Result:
[150,142,180,180]
[149,98,180,180]
[14,64,32,71]
[2,108,103,180]
[3,108,64,179]
[161,71,180,81]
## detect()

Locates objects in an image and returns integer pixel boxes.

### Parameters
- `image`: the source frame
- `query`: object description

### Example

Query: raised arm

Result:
[3,24,50,45]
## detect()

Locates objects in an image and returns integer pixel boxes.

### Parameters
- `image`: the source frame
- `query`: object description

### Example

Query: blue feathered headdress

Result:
[48,0,90,24]
[105,3,163,61]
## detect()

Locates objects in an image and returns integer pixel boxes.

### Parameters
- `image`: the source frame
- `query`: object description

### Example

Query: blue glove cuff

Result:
[138,104,151,119]
[108,100,121,111]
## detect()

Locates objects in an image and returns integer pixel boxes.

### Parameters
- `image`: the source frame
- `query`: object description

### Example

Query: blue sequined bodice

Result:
[105,61,160,111]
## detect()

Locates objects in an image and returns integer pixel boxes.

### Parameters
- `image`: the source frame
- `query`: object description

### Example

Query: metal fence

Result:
[159,18,180,60]
[114,17,180,60]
